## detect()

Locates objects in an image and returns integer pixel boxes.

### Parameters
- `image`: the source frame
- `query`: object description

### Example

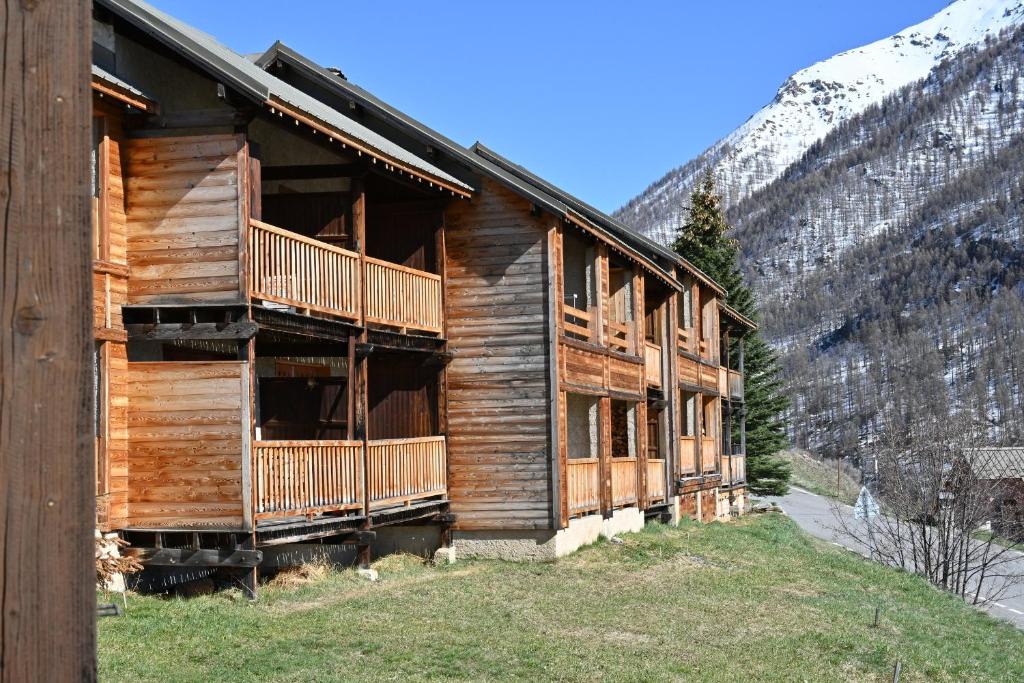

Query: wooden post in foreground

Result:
[0,1,95,680]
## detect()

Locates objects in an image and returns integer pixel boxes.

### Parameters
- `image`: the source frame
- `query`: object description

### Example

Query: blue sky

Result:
[151,0,950,213]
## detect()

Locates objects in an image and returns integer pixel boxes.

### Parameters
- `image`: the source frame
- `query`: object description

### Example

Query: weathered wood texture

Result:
[0,0,96,678]
[647,459,667,503]
[125,362,248,528]
[92,102,130,531]
[610,457,639,508]
[444,179,553,530]
[124,134,246,304]
[567,458,600,517]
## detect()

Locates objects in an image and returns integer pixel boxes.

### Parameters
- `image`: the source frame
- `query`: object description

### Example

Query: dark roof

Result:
[969,447,1024,480]
[97,0,470,193]
[255,42,695,288]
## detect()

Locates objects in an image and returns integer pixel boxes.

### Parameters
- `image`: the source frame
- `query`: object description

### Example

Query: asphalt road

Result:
[765,486,1024,630]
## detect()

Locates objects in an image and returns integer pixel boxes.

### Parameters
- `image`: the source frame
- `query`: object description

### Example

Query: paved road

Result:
[765,487,1024,630]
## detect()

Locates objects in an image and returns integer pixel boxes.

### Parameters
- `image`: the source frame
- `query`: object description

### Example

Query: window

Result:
[680,391,697,438]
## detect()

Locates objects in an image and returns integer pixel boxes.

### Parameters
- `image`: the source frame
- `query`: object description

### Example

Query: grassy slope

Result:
[99,515,1024,682]
[780,449,861,504]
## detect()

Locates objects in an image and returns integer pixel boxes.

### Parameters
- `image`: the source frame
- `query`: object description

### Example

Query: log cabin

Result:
[90,0,754,589]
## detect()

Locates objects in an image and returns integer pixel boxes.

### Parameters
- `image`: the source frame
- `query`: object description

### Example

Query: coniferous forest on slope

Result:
[627,26,1024,462]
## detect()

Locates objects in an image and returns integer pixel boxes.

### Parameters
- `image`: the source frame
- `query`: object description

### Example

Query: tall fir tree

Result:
[672,172,791,495]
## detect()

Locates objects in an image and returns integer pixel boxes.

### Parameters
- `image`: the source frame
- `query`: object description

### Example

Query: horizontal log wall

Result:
[125,361,247,528]
[125,134,245,305]
[445,178,553,530]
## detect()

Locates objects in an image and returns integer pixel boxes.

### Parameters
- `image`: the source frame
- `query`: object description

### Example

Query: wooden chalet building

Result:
[90,0,754,587]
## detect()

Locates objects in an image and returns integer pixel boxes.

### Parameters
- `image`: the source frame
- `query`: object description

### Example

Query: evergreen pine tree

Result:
[672,172,791,495]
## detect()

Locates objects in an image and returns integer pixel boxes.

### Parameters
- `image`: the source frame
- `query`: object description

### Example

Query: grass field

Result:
[780,448,862,504]
[98,515,1024,682]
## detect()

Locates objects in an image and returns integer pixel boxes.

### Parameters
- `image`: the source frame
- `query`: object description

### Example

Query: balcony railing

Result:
[607,319,631,353]
[728,370,744,400]
[249,219,360,320]
[365,257,443,334]
[567,457,600,517]
[702,437,718,474]
[563,303,592,340]
[368,436,446,510]
[645,342,662,386]
[254,440,363,519]
[610,457,639,508]
[679,436,697,476]
[647,458,667,503]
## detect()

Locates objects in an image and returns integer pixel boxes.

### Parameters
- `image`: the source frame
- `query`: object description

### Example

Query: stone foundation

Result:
[453,506,645,561]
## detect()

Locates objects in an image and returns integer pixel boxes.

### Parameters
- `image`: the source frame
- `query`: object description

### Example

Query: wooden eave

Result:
[91,74,159,113]
[565,211,681,292]
[719,301,757,331]
[265,96,473,200]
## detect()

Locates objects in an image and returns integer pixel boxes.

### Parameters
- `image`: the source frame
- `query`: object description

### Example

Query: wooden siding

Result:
[125,362,248,529]
[124,134,246,305]
[444,178,552,530]
[678,356,700,386]
[562,342,606,392]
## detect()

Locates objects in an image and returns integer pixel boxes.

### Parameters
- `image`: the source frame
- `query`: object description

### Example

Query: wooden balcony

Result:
[253,436,447,519]
[610,457,639,508]
[365,257,443,335]
[645,342,662,386]
[722,453,745,486]
[647,458,667,503]
[607,319,631,353]
[249,219,360,320]
[254,441,363,520]
[701,437,718,474]
[249,219,443,334]
[567,457,600,517]
[679,436,697,476]
[728,370,744,400]
[677,327,692,351]
[368,436,446,510]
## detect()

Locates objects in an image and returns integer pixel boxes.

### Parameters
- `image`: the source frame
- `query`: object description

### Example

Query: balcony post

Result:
[599,396,612,517]
[351,179,370,518]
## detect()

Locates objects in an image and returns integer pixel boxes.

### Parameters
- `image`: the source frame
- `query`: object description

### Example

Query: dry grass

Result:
[99,515,1024,682]
[780,448,862,503]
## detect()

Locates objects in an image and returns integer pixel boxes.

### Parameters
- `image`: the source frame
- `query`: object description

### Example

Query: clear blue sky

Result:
[151,0,949,212]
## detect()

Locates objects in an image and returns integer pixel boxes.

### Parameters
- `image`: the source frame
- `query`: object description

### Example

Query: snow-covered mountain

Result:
[616,0,1024,245]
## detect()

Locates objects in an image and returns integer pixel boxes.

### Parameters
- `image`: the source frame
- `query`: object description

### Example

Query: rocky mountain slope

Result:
[617,0,1024,457]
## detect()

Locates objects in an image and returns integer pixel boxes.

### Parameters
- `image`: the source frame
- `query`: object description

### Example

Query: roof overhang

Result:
[98,0,472,199]
[91,65,159,113]
[719,301,757,332]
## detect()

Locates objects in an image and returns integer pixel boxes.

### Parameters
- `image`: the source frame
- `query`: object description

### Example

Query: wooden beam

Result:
[124,548,263,568]
[126,321,258,341]
[0,1,95,679]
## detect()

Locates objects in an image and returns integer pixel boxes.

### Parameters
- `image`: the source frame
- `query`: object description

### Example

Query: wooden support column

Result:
[636,399,649,510]
[239,334,257,598]
[351,179,371,519]
[0,1,96,678]
[666,293,679,485]
[548,225,567,528]
[599,396,612,517]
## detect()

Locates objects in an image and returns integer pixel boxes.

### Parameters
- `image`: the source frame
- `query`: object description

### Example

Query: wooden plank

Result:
[0,1,95,678]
